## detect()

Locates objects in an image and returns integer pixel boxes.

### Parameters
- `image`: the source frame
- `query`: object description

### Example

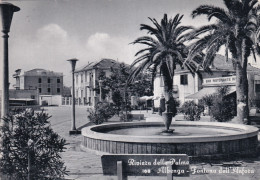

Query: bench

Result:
[130,114,145,120]
[101,154,189,180]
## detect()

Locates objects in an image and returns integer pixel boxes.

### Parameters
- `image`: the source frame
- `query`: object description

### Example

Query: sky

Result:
[0,0,259,87]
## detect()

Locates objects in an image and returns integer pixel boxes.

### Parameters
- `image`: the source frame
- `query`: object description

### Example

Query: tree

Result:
[100,63,153,115]
[184,0,260,123]
[128,14,194,99]
[0,109,67,179]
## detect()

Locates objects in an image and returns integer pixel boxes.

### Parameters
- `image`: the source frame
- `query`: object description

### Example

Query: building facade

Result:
[13,68,64,96]
[153,54,260,108]
[74,58,119,106]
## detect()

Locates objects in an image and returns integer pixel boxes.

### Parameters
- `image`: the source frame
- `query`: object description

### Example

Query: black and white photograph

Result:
[0,0,260,179]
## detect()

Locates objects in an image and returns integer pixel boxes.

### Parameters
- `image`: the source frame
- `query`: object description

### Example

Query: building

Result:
[13,68,64,96]
[9,89,39,106]
[153,54,260,108]
[74,58,120,106]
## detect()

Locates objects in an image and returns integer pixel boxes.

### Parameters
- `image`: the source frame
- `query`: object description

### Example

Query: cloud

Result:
[36,24,68,43]
[85,32,139,64]
[7,24,141,87]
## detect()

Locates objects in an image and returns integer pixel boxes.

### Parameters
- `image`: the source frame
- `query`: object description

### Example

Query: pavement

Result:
[44,106,260,180]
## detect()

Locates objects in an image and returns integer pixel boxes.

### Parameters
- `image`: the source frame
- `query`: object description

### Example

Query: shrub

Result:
[0,109,67,179]
[87,101,116,124]
[210,86,236,122]
[199,95,214,107]
[180,101,203,121]
[119,112,133,122]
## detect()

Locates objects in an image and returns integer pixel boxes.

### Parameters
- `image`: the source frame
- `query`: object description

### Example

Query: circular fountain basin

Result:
[82,121,259,160]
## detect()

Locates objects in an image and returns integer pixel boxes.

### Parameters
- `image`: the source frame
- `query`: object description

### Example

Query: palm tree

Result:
[128,14,193,99]
[184,0,260,123]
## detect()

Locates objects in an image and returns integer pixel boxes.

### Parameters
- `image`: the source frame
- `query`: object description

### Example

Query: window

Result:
[76,90,78,98]
[39,88,42,93]
[85,72,87,82]
[57,78,60,83]
[48,78,51,83]
[256,84,260,93]
[57,88,60,93]
[76,75,78,84]
[48,88,51,93]
[38,78,42,83]
[180,74,188,85]
[81,74,83,83]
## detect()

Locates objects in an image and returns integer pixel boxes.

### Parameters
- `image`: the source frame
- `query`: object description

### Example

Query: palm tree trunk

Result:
[236,64,249,123]
[235,40,249,124]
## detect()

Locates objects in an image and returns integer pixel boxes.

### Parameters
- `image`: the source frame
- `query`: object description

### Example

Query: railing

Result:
[62,97,91,106]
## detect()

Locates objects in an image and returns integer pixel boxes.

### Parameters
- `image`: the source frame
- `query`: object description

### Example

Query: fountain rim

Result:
[81,121,259,143]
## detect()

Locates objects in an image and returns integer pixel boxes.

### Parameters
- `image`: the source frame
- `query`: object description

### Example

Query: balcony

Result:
[13,73,19,78]
[85,81,94,88]
[13,84,20,89]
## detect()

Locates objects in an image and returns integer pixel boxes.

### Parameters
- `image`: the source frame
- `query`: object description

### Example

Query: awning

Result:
[9,98,35,101]
[152,96,160,100]
[185,86,236,100]
[139,96,154,101]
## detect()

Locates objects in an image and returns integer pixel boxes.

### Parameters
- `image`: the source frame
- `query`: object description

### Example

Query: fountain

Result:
[82,121,258,160]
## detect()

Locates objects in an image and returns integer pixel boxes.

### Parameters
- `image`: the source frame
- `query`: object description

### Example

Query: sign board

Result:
[101,154,189,177]
[203,76,236,86]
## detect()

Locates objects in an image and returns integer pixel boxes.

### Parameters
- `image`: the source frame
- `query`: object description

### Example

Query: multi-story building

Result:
[13,68,64,96]
[153,54,260,108]
[74,58,120,106]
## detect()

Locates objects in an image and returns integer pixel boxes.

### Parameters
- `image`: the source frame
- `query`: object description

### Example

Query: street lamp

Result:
[0,3,20,121]
[67,58,80,135]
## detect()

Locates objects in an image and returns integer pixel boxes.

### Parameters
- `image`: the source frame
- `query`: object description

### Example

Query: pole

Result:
[0,2,20,121]
[1,32,9,122]
[71,69,76,131]
[67,59,78,134]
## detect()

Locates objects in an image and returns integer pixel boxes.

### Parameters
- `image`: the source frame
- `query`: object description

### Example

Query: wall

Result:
[248,72,260,107]
[21,75,63,96]
[75,68,113,106]
[9,89,39,104]
[39,95,62,106]
[173,72,197,104]
[153,70,235,106]
[153,75,167,108]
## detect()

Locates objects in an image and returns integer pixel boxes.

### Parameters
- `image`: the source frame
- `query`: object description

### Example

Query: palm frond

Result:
[223,0,242,15]
[127,60,152,84]
[130,53,151,68]
[251,47,257,62]
[192,5,231,23]
[184,24,218,41]
[203,38,226,68]
[174,26,194,41]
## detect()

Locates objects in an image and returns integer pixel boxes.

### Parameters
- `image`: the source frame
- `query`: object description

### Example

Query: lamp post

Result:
[67,58,80,135]
[0,3,20,121]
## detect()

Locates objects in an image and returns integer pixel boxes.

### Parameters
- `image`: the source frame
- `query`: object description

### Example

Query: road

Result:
[42,106,90,141]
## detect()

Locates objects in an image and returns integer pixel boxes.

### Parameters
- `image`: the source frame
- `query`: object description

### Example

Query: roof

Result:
[23,69,63,76]
[75,58,120,72]
[176,54,260,73]
[185,86,236,100]
[176,54,234,73]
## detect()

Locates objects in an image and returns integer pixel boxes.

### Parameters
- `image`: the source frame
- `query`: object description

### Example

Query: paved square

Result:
[45,107,260,180]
